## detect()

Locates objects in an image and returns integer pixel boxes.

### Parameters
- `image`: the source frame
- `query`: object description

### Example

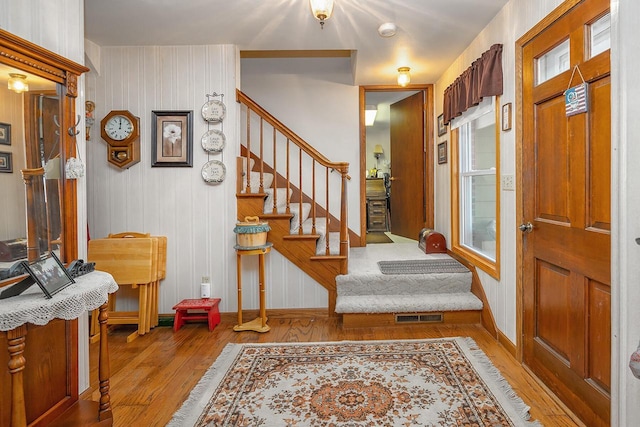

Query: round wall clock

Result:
[100,110,140,147]
[201,160,226,183]
[201,99,226,122]
[201,129,226,153]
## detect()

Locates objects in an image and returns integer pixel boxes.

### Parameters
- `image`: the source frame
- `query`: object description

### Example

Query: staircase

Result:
[236,90,350,315]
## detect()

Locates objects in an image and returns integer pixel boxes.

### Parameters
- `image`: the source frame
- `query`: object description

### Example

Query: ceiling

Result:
[84,0,508,86]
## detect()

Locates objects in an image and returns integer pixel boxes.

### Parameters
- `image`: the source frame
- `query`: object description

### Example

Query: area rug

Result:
[366,232,393,244]
[378,259,469,274]
[168,337,540,426]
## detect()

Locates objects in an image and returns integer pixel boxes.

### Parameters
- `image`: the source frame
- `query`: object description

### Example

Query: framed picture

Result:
[151,110,193,167]
[23,252,75,298]
[437,141,448,164]
[0,151,12,173]
[0,123,10,145]
[502,102,512,131]
[437,114,447,137]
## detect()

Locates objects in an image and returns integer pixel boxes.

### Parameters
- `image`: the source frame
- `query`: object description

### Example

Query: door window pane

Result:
[536,39,570,85]
[589,13,610,59]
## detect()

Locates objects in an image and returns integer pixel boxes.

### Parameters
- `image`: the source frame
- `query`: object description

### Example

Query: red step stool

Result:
[172,298,221,332]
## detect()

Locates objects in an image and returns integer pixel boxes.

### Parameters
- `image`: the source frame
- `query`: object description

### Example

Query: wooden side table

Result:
[233,243,271,333]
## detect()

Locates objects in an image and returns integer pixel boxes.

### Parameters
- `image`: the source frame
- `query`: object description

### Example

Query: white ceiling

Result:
[84,0,508,85]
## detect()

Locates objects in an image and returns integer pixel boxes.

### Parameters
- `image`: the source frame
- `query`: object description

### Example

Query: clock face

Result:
[104,115,134,141]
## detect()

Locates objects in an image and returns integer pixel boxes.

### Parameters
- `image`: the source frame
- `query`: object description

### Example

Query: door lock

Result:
[519,222,533,233]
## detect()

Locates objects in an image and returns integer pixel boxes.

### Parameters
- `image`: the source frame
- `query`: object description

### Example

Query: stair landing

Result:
[336,242,483,328]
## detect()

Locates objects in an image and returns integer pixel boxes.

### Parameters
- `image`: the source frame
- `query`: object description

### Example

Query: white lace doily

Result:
[0,270,119,331]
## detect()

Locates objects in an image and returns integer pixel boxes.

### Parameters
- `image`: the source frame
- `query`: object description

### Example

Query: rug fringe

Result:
[457,337,543,426]
[166,342,242,427]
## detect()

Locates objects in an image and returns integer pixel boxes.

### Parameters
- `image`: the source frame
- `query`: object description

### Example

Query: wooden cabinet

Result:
[367,197,388,232]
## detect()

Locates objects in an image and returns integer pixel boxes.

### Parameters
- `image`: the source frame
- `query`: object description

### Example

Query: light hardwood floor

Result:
[83,311,583,426]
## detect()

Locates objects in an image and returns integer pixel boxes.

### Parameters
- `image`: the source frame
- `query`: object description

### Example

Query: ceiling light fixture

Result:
[310,0,334,29]
[397,67,411,87]
[365,104,378,126]
[378,23,397,38]
[8,73,29,93]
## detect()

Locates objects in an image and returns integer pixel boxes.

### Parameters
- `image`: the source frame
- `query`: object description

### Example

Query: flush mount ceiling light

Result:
[378,23,397,37]
[8,73,29,93]
[310,0,334,29]
[365,104,378,126]
[397,67,411,87]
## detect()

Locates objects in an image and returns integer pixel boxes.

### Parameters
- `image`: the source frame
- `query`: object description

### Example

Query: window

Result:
[451,98,500,278]
[536,39,570,85]
[588,13,610,59]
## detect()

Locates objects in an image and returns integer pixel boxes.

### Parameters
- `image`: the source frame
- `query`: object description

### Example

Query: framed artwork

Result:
[0,122,10,145]
[502,102,512,131]
[0,151,12,173]
[23,252,75,298]
[151,110,193,167]
[437,114,447,137]
[438,141,448,165]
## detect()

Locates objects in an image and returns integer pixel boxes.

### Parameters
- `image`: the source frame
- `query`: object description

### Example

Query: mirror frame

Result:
[0,29,89,283]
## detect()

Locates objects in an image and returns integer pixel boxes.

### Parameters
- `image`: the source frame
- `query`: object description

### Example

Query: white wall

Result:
[85,46,329,317]
[434,0,564,344]
[240,57,361,232]
[0,0,91,392]
[611,0,640,424]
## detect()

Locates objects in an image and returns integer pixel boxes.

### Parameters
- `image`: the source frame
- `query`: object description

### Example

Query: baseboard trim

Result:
[497,329,517,359]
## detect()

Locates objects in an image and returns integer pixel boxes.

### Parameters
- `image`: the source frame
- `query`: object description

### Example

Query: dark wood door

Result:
[521,0,611,425]
[389,92,425,239]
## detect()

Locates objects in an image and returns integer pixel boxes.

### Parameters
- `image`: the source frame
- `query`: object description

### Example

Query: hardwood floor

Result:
[83,311,583,426]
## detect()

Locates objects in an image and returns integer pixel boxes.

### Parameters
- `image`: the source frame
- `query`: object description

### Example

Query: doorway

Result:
[359,85,434,246]
[517,0,611,425]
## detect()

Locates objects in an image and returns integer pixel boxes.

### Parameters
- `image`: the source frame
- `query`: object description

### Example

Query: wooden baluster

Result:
[98,301,113,421]
[245,106,251,193]
[311,160,317,234]
[340,171,349,260]
[7,325,27,427]
[286,139,291,216]
[298,148,303,235]
[273,128,280,213]
[259,117,264,192]
[325,169,330,254]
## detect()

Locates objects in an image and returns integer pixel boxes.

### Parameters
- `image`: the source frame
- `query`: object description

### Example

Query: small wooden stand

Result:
[234,243,271,333]
[172,298,221,331]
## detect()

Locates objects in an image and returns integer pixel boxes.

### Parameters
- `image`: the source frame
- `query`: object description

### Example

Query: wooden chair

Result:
[88,237,158,342]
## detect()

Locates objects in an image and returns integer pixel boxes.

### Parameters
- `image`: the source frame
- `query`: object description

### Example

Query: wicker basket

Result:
[233,216,270,248]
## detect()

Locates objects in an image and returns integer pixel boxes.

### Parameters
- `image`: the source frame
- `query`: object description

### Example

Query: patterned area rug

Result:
[378,259,469,274]
[168,338,540,426]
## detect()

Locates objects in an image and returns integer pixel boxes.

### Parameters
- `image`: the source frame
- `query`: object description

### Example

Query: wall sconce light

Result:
[365,104,378,126]
[8,73,29,93]
[310,0,334,29]
[397,67,411,87]
[373,144,384,168]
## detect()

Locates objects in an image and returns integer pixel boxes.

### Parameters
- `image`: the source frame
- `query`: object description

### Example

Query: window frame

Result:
[450,99,501,279]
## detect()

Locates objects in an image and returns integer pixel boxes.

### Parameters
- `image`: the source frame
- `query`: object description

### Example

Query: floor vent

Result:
[395,313,443,323]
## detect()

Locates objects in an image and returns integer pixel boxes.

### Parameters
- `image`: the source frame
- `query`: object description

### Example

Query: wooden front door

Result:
[521,0,611,425]
[389,92,425,239]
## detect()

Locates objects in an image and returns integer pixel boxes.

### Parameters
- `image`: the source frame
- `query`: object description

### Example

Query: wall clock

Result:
[100,110,141,169]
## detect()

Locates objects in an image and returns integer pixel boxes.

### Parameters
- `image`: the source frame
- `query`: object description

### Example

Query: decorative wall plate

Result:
[201,160,226,183]
[201,129,226,153]
[201,99,226,122]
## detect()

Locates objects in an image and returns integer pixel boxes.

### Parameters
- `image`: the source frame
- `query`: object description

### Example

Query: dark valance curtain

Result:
[443,44,503,125]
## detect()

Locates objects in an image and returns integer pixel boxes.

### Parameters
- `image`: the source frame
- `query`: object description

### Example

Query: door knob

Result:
[389,176,396,181]
[519,222,533,233]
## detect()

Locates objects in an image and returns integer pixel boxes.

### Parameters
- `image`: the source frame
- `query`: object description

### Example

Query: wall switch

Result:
[501,175,515,191]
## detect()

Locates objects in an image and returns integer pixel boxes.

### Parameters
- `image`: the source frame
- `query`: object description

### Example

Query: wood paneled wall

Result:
[85,45,329,316]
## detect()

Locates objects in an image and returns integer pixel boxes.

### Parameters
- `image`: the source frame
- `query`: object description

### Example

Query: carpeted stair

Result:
[335,243,483,327]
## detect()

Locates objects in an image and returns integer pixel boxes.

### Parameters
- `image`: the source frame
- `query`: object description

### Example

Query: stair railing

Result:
[236,89,350,257]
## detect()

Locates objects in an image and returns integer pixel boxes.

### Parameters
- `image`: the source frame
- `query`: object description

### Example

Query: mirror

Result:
[0,29,88,285]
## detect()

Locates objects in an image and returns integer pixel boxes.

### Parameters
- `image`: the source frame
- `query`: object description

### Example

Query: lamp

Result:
[8,73,29,93]
[365,104,378,126]
[310,0,334,29]
[373,144,384,168]
[397,67,411,87]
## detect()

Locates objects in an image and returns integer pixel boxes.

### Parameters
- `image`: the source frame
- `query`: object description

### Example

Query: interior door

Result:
[521,1,611,425]
[389,92,425,239]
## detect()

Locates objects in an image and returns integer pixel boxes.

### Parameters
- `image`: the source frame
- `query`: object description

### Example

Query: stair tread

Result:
[335,293,483,314]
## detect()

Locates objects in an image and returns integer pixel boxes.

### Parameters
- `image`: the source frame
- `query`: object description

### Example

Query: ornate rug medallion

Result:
[168,337,540,426]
